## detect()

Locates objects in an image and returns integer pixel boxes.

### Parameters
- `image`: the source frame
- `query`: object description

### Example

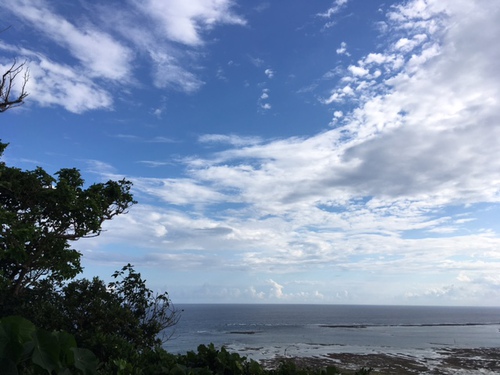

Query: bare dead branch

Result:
[0,60,29,112]
[0,26,12,34]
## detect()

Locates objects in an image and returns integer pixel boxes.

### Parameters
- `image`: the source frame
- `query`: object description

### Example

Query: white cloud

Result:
[364,53,392,65]
[149,50,204,93]
[148,138,173,145]
[394,34,428,53]
[318,0,350,18]
[267,279,284,299]
[336,41,349,55]
[341,85,354,95]
[3,0,132,80]
[78,0,500,305]
[403,271,500,305]
[133,0,246,46]
[249,56,265,67]
[137,161,171,168]
[1,0,247,110]
[258,88,271,110]
[131,177,230,206]
[199,134,262,146]
[247,286,265,300]
[347,65,368,77]
[0,46,113,113]
[264,68,274,78]
[85,160,117,175]
[321,92,341,105]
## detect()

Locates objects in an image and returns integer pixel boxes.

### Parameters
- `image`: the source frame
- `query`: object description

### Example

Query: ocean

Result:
[163,304,500,362]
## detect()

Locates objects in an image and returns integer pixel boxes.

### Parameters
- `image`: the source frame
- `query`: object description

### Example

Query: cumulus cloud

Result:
[403,270,500,305]
[247,286,265,300]
[264,68,274,78]
[267,279,284,299]
[80,0,500,304]
[347,65,369,77]
[336,41,349,55]
[258,88,272,111]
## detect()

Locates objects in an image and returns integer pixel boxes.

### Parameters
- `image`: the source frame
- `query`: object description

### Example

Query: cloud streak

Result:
[3,0,133,80]
[1,0,245,111]
[133,0,246,46]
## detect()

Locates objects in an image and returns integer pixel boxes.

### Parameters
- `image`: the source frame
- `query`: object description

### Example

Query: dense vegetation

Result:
[0,66,372,375]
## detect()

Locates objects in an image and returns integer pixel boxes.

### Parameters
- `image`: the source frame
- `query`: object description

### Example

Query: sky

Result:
[1,0,500,306]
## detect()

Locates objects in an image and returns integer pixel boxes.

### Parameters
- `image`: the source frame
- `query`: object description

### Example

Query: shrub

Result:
[0,315,98,375]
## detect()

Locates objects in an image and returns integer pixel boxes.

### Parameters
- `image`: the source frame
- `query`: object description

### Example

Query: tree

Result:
[24,265,180,365]
[0,146,181,369]
[0,146,136,298]
[0,145,181,369]
[0,60,29,112]
[0,58,181,372]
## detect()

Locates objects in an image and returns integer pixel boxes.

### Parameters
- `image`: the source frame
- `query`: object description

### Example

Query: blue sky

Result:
[1,0,500,306]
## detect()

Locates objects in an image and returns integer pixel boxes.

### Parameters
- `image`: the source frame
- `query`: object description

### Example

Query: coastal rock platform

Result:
[261,348,500,374]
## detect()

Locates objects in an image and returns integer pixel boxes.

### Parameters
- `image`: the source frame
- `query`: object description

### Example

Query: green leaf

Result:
[71,347,98,375]
[2,316,35,340]
[0,316,35,363]
[32,328,61,373]
[53,330,77,367]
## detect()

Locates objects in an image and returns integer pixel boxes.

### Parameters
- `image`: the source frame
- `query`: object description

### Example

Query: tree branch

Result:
[0,60,29,112]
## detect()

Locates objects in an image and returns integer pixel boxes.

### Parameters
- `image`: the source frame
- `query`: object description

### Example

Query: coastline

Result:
[258,347,500,374]
[169,305,500,373]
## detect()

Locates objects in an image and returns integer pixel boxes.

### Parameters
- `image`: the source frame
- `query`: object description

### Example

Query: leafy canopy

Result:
[0,143,136,297]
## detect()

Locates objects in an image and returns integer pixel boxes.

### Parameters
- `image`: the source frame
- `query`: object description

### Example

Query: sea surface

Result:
[163,304,500,361]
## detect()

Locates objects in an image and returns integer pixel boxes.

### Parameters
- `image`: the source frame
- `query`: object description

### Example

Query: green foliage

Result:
[60,265,178,366]
[178,344,259,375]
[0,315,98,375]
[12,265,179,369]
[110,344,372,375]
[0,144,135,299]
[109,264,179,346]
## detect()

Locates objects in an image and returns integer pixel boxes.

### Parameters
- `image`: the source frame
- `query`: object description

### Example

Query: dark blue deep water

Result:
[163,304,500,359]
